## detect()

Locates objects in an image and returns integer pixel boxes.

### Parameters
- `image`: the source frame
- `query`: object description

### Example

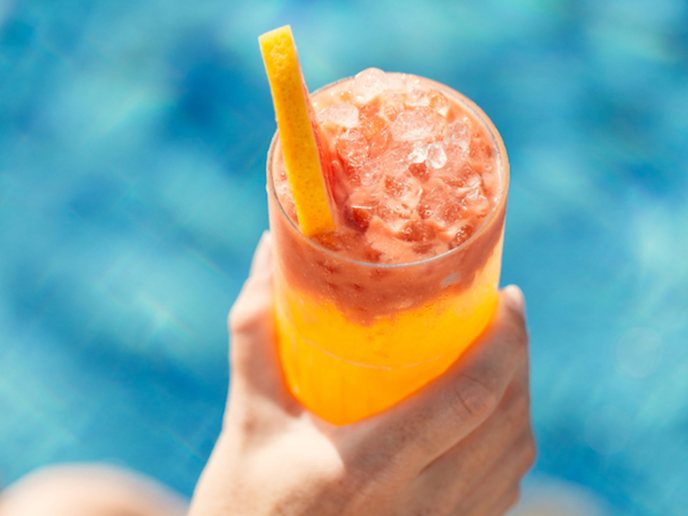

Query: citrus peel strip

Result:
[259,25,335,237]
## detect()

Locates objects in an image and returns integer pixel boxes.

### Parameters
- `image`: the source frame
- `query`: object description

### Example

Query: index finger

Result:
[350,286,529,473]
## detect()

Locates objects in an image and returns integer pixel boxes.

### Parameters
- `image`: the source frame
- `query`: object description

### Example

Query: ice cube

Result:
[385,73,407,91]
[368,126,391,159]
[444,117,471,155]
[359,99,381,120]
[385,173,421,205]
[438,200,464,223]
[449,222,476,248]
[378,175,422,225]
[405,88,430,107]
[404,76,422,91]
[466,182,483,200]
[417,181,453,222]
[375,202,410,232]
[369,141,412,178]
[346,204,374,231]
[398,220,435,242]
[359,166,381,186]
[358,110,390,159]
[380,92,405,121]
[428,91,450,117]
[407,142,428,164]
[441,164,479,189]
[427,142,447,169]
[336,128,369,169]
[352,68,388,104]
[465,188,490,216]
[319,103,360,129]
[391,108,440,141]
[463,171,482,190]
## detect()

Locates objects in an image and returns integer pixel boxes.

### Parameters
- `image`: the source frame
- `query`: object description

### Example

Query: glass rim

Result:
[266,72,510,270]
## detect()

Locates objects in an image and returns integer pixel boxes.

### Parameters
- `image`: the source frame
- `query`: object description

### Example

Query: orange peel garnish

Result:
[259,25,335,237]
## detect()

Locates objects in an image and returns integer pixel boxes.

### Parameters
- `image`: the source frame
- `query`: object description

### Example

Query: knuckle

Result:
[347,449,400,488]
[342,435,412,500]
[451,375,498,423]
[228,302,247,333]
[229,301,253,334]
[233,408,260,437]
[229,287,270,336]
[228,309,240,334]
[345,423,416,482]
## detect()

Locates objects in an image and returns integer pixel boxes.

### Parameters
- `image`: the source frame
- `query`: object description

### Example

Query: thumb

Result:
[227,232,295,416]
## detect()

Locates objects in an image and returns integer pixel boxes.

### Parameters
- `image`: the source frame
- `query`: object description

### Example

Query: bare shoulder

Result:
[0,464,187,516]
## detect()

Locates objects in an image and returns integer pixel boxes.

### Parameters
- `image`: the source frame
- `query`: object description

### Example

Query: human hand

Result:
[189,233,535,516]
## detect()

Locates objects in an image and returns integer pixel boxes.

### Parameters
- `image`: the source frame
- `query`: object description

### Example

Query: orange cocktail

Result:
[266,69,509,425]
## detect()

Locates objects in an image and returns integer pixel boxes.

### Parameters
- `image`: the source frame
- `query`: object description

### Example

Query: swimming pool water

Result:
[1,1,687,514]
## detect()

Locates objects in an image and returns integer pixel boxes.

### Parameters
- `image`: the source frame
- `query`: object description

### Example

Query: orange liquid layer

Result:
[274,236,503,425]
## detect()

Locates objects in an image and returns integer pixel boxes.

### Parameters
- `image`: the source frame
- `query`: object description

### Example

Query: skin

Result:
[0,233,535,515]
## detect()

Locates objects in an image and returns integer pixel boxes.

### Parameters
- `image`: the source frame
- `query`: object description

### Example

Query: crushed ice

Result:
[319,103,359,128]
[352,68,388,104]
[391,109,438,141]
[407,142,428,163]
[426,143,447,169]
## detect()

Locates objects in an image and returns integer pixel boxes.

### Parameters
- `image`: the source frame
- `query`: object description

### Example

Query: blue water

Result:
[1,1,687,514]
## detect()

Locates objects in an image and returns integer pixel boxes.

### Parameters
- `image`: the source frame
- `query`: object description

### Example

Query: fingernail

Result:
[250,231,272,275]
[504,285,525,315]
